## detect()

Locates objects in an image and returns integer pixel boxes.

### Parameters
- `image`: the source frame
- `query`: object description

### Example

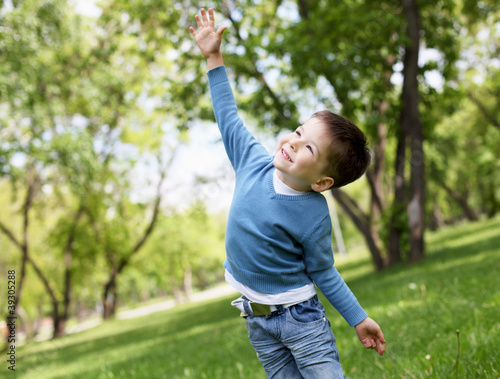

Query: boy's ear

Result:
[311,176,334,192]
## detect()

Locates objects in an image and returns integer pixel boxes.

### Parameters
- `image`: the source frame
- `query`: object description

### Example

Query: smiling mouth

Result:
[281,148,293,162]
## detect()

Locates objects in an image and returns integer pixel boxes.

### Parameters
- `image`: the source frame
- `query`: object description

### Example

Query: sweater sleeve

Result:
[207,66,269,172]
[302,215,368,327]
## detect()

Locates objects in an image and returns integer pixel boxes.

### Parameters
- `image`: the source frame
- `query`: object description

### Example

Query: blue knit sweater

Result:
[208,66,367,327]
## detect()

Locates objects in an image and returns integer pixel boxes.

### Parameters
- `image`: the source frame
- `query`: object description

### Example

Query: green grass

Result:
[16,217,500,378]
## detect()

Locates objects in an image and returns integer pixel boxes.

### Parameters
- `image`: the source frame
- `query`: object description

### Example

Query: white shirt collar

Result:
[273,170,309,196]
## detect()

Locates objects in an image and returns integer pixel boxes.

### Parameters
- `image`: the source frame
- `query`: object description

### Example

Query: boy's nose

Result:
[289,139,299,149]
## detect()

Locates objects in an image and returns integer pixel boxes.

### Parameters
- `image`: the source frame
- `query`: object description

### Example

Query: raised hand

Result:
[355,317,386,356]
[189,8,227,61]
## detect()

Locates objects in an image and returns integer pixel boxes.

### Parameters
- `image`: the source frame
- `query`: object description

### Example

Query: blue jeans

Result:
[243,296,346,379]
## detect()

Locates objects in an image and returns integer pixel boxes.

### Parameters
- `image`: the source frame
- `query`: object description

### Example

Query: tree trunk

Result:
[0,167,37,346]
[59,205,85,334]
[102,270,118,319]
[388,132,406,265]
[387,44,407,264]
[331,189,385,271]
[183,267,193,302]
[31,304,44,340]
[365,100,390,264]
[370,98,390,216]
[53,309,65,339]
[429,202,445,231]
[27,256,63,338]
[401,0,425,263]
[366,122,387,221]
[170,277,184,304]
[99,157,167,320]
[486,180,500,217]
[1,169,86,339]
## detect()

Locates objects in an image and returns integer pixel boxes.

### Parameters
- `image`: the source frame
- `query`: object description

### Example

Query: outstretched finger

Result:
[195,14,202,29]
[208,8,215,25]
[189,26,197,38]
[201,8,209,25]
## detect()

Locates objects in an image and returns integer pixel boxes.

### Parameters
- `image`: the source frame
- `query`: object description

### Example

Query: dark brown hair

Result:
[311,110,371,188]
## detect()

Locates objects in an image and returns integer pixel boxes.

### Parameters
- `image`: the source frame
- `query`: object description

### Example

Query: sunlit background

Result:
[0,0,499,377]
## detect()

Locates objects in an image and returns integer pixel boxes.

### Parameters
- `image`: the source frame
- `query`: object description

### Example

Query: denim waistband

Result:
[241,295,318,317]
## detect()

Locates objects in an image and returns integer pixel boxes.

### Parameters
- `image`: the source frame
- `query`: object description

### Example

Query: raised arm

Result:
[189,8,227,70]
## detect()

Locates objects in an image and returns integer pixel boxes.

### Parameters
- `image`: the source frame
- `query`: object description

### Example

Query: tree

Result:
[135,202,225,304]
[0,0,96,339]
[400,0,425,262]
[89,153,170,319]
[427,77,500,221]
[92,0,498,273]
[424,2,500,222]
[210,0,500,267]
[0,0,187,336]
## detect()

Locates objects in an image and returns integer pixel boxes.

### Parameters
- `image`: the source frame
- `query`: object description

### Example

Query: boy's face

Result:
[273,118,334,192]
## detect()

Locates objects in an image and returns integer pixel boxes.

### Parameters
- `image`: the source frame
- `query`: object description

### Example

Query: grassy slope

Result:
[17,217,500,378]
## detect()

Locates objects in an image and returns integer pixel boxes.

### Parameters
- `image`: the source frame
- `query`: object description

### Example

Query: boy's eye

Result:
[295,131,301,137]
[307,145,313,153]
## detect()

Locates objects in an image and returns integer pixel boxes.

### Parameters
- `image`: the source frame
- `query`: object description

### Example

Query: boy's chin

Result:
[271,162,286,178]
[272,161,287,174]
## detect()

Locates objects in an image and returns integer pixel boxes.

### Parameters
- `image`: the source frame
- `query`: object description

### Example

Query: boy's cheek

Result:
[277,135,290,149]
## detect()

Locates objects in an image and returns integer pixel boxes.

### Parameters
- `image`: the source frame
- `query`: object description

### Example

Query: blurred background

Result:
[0,0,499,348]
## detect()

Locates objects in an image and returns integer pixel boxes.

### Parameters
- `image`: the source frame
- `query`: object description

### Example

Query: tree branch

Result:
[87,205,116,267]
[21,165,39,249]
[27,254,59,313]
[297,0,310,19]
[431,168,479,221]
[466,92,500,130]
[331,188,385,270]
[220,2,292,124]
[331,188,369,230]
[118,150,174,273]
[365,170,384,214]
[0,222,23,251]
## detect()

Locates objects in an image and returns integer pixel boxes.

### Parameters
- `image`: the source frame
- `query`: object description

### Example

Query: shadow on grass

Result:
[321,218,500,378]
[18,217,500,379]
[341,230,500,312]
[343,217,500,285]
[19,294,260,379]
[427,217,500,244]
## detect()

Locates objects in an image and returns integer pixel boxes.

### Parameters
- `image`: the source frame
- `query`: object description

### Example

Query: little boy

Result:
[190,8,385,378]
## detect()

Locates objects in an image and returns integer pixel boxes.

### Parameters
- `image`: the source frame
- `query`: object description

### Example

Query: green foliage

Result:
[0,0,214,330]
[427,56,500,220]
[461,0,500,22]
[1,0,499,340]
[202,0,499,266]
[16,217,500,378]
[128,202,226,300]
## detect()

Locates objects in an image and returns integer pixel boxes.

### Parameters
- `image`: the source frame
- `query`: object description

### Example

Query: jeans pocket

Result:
[289,299,326,325]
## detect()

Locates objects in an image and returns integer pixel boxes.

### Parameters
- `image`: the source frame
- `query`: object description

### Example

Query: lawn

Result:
[16,217,500,378]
